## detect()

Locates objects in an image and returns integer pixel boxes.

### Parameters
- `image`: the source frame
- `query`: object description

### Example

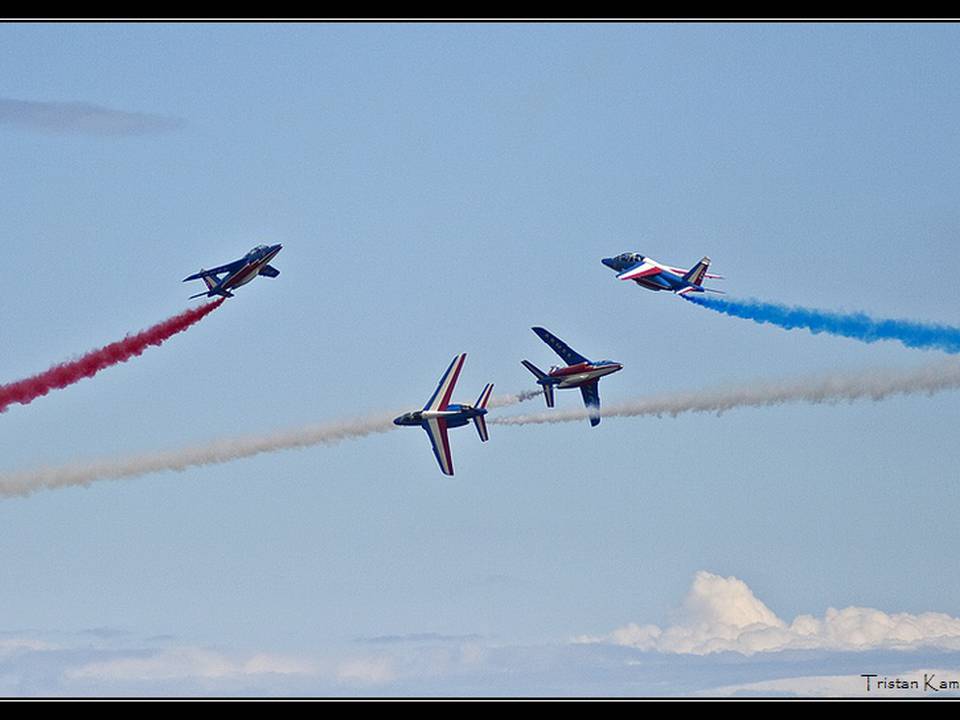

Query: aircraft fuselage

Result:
[601,252,717,296]
[185,243,284,299]
[225,245,283,290]
[548,362,623,389]
[393,404,487,430]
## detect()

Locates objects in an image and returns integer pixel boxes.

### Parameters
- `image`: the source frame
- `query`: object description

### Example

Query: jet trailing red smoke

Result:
[0,299,224,413]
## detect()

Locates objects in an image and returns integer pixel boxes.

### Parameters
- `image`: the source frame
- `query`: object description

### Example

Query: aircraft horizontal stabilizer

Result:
[521,360,547,381]
[473,414,489,442]
[521,360,556,408]
[189,289,233,300]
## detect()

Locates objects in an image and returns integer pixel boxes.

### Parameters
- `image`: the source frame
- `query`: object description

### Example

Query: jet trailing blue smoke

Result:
[685,295,960,354]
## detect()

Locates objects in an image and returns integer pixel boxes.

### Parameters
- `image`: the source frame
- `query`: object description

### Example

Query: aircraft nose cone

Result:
[602,257,617,270]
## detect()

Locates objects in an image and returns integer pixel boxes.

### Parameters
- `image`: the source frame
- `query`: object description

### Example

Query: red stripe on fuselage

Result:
[550,363,621,388]
[622,266,661,280]
[550,362,593,377]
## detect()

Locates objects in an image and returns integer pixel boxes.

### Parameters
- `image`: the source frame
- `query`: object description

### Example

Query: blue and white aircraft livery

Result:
[521,327,623,427]
[602,252,723,296]
[183,244,283,299]
[393,353,494,476]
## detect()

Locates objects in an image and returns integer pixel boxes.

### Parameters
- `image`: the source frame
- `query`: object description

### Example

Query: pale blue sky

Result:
[2,22,960,696]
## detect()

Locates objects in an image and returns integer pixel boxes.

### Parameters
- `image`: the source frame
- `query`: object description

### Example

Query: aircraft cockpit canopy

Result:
[616,252,643,265]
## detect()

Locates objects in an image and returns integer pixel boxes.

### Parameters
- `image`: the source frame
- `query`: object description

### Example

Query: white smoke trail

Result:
[0,390,542,499]
[5,358,956,500]
[0,411,399,499]
[486,388,543,408]
[490,360,960,426]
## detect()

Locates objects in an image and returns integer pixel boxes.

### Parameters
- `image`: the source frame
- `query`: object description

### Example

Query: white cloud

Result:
[2,622,959,696]
[705,673,866,697]
[705,668,960,697]
[578,571,960,656]
[65,646,317,683]
[335,656,396,686]
[0,636,59,657]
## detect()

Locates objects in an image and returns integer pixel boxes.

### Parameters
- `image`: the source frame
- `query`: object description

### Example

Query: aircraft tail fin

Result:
[475,383,494,409]
[542,383,555,408]
[682,257,711,287]
[522,361,555,408]
[472,383,494,441]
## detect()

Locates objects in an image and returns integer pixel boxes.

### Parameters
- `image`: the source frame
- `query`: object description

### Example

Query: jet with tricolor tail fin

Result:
[393,353,494,476]
[521,327,622,427]
[601,252,723,296]
[183,244,283,299]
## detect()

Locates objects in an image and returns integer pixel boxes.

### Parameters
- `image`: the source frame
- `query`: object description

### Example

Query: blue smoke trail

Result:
[685,295,960,354]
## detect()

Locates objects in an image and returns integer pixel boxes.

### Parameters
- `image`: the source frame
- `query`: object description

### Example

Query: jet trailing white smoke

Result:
[0,391,542,499]
[2,363,958,499]
[490,360,960,426]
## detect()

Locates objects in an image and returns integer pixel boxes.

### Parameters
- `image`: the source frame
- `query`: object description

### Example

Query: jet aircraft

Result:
[521,327,622,427]
[393,353,494,476]
[183,244,283,299]
[601,253,723,296]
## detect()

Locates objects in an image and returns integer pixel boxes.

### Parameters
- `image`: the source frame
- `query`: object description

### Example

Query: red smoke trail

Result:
[0,299,224,413]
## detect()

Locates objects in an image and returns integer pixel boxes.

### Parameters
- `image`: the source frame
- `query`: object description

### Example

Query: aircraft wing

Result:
[422,353,467,412]
[258,264,280,278]
[616,260,662,282]
[531,327,589,366]
[183,258,246,282]
[579,380,601,427]
[423,418,454,476]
